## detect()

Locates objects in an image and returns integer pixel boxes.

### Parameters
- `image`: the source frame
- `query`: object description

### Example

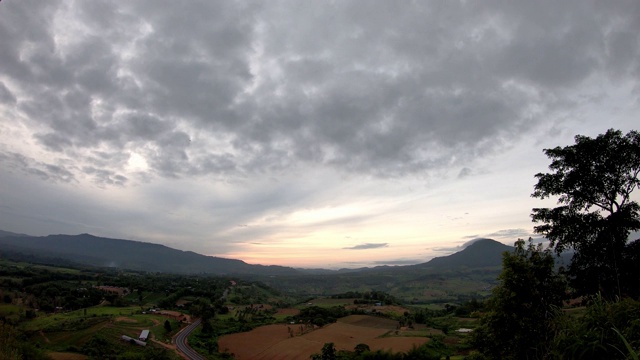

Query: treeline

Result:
[311,339,450,360]
[470,239,640,359]
[330,291,401,305]
[24,281,105,312]
[295,306,350,326]
[0,258,284,320]
[470,130,640,359]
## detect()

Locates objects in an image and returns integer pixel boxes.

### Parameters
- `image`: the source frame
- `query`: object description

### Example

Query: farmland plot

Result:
[219,315,429,360]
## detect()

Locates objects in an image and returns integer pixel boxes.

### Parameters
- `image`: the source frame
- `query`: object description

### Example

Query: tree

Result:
[472,239,566,360]
[0,322,22,360]
[310,342,336,360]
[531,129,640,298]
[354,343,370,355]
[163,319,172,333]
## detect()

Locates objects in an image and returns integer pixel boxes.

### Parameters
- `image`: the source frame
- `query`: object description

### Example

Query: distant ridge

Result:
[0,232,299,276]
[297,238,515,275]
[418,238,513,269]
[0,229,30,238]
[0,230,521,276]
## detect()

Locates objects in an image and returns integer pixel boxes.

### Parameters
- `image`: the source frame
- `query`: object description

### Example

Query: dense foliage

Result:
[472,129,640,359]
[296,306,350,326]
[310,339,449,360]
[0,258,294,359]
[0,321,51,360]
[531,129,640,298]
[472,239,566,359]
[330,291,401,305]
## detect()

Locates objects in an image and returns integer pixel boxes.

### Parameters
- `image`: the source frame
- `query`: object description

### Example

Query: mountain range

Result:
[0,230,515,276]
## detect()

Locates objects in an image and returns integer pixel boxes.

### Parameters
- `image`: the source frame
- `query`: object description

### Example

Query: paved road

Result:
[175,318,206,360]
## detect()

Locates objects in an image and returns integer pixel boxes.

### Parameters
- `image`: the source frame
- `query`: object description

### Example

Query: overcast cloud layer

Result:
[1,1,639,268]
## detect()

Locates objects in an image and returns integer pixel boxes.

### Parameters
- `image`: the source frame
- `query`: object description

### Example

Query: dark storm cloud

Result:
[343,243,389,250]
[0,82,16,104]
[1,0,640,187]
[0,152,76,183]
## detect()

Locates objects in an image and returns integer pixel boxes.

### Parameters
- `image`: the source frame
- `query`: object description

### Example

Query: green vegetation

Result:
[330,291,401,305]
[310,338,451,360]
[470,129,640,359]
[0,258,293,359]
[532,129,640,298]
[296,306,349,327]
[472,238,566,359]
[256,265,500,304]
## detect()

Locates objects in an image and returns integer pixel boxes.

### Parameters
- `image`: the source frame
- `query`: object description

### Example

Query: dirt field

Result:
[275,308,300,316]
[219,315,429,360]
[154,310,191,322]
[338,315,398,328]
[48,352,88,360]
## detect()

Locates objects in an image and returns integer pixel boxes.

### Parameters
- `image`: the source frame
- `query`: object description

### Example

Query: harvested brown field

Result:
[275,308,300,316]
[219,315,429,360]
[154,310,191,322]
[369,336,430,352]
[48,352,88,360]
[219,324,291,359]
[337,315,398,328]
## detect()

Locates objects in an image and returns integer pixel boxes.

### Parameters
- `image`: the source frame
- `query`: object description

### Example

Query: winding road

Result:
[175,318,206,360]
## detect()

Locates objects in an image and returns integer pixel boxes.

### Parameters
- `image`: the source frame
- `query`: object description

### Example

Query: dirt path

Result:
[39,330,51,343]
[151,338,177,351]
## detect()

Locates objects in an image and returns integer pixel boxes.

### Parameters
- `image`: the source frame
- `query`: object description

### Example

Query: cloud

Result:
[432,238,486,253]
[371,259,422,266]
[0,82,16,104]
[343,243,389,250]
[3,1,638,186]
[1,1,639,267]
[458,168,473,179]
[0,152,77,183]
[433,229,532,252]
[484,229,532,239]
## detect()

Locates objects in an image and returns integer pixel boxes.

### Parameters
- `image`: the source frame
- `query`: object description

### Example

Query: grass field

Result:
[0,303,22,315]
[21,304,185,359]
[300,298,356,307]
[21,306,143,332]
[0,259,83,274]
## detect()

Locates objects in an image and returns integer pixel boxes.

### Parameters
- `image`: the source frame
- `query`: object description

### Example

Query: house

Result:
[121,335,147,347]
[139,330,150,341]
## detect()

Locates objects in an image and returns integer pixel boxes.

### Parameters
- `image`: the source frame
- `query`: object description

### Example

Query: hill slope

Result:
[0,233,299,276]
[418,238,514,269]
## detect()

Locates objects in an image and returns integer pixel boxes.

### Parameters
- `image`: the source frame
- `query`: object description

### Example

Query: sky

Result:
[0,1,639,269]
